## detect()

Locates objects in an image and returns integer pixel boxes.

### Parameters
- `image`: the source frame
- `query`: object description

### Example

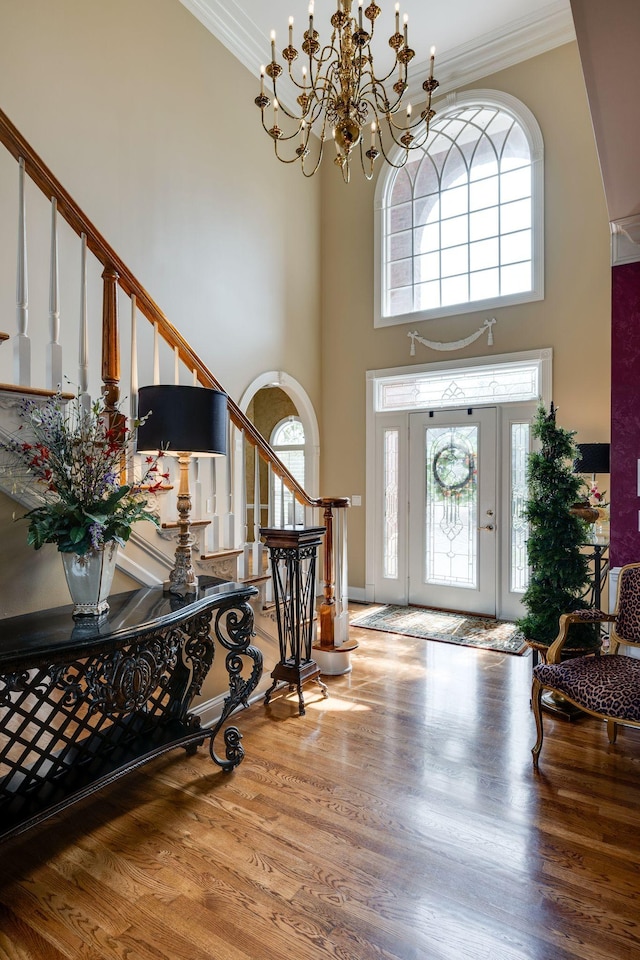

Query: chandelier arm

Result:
[300,141,325,178]
[357,139,376,182]
[372,132,413,168]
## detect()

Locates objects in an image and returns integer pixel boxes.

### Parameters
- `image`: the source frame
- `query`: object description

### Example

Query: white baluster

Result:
[192,368,198,386]
[78,234,90,414]
[14,158,30,386]
[129,295,138,484]
[47,198,63,390]
[223,420,235,549]
[209,457,220,554]
[252,446,264,575]
[241,434,251,579]
[174,346,180,385]
[153,321,160,384]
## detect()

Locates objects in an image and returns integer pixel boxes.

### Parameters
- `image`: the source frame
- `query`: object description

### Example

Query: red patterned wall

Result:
[611,261,640,567]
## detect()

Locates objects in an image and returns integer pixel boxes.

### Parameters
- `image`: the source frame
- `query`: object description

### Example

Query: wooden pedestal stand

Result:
[260,526,329,716]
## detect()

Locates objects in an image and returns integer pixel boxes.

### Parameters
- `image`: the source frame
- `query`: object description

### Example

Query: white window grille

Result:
[270,418,305,527]
[375,91,544,327]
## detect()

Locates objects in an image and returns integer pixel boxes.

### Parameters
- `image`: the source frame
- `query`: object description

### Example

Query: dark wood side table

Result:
[0,578,261,843]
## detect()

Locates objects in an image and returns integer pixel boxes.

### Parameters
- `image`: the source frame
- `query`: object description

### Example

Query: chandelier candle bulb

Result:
[395,2,399,33]
[430,45,435,77]
[371,121,376,147]
[289,16,294,46]
[403,12,408,44]
[359,0,363,29]
[260,65,265,95]
[270,30,276,61]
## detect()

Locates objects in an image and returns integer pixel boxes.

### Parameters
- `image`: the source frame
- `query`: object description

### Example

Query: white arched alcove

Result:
[236,371,321,528]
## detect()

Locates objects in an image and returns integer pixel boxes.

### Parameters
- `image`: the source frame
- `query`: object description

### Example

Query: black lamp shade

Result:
[574,443,610,475]
[136,384,227,456]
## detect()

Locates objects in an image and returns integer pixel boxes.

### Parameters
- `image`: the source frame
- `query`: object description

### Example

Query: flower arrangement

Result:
[0,391,168,555]
[587,480,607,508]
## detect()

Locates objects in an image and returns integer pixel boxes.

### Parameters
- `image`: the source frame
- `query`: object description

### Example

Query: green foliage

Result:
[517,404,600,651]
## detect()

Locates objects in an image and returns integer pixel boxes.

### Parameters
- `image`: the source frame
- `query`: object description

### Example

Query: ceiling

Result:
[179,0,575,96]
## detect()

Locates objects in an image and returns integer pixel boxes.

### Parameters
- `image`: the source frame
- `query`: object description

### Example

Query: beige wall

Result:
[320,42,611,588]
[0,0,321,404]
[0,0,322,611]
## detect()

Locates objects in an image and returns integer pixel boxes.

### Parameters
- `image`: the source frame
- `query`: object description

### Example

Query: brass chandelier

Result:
[254,0,439,183]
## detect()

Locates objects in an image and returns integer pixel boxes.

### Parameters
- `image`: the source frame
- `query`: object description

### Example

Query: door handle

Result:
[478,524,494,531]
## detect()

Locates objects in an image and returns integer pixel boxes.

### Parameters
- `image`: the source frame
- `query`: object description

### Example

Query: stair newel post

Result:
[15,157,30,387]
[78,233,90,415]
[101,264,125,451]
[47,198,63,391]
[319,501,336,649]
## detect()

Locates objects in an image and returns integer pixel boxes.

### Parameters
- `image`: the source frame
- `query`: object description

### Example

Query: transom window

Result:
[375,91,544,327]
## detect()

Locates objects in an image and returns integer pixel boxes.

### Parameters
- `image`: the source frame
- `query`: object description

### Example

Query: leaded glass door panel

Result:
[408,408,497,615]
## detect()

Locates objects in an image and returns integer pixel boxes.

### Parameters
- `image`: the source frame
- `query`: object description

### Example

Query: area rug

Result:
[350,605,527,655]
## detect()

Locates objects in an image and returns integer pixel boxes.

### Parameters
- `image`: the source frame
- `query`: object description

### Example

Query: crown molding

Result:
[611,215,640,267]
[181,0,575,97]
[179,0,266,70]
[417,1,575,100]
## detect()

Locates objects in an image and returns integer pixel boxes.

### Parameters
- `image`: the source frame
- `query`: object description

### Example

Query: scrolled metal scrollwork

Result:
[205,599,262,771]
[214,601,255,651]
[182,609,215,703]
[0,671,30,706]
[84,628,181,716]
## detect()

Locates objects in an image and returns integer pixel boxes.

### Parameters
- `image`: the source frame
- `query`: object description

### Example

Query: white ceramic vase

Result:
[61,541,118,618]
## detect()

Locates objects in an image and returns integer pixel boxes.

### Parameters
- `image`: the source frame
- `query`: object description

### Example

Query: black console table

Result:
[0,578,261,843]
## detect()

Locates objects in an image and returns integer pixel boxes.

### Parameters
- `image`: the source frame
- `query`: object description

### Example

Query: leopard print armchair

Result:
[531,562,640,769]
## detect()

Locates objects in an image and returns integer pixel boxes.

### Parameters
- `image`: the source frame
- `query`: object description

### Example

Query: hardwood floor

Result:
[1,626,640,960]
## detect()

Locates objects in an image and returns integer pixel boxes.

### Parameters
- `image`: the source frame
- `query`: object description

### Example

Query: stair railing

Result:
[0,106,350,648]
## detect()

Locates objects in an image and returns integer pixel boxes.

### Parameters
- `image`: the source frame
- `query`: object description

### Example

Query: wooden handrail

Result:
[0,107,347,511]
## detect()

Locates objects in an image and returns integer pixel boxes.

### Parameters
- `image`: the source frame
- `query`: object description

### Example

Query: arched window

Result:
[375,91,544,327]
[270,417,306,527]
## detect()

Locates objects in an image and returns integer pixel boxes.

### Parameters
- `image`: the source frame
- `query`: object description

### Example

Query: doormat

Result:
[350,605,528,655]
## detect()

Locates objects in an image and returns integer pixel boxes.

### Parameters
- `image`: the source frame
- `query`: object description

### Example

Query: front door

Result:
[408,408,497,616]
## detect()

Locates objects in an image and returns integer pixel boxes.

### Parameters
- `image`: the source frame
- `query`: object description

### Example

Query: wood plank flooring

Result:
[1,625,640,959]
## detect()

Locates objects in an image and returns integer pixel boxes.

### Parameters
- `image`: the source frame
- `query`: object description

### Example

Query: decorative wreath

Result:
[432,443,476,494]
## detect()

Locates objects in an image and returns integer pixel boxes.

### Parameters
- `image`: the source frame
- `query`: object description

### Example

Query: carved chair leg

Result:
[607,718,618,744]
[531,677,544,770]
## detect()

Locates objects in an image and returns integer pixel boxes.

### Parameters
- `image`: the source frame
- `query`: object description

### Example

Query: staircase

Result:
[0,106,351,665]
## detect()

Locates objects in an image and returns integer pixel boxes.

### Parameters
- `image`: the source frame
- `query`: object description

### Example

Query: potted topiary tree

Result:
[517,403,600,666]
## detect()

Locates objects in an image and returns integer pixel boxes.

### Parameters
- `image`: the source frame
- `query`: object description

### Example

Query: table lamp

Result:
[574,443,610,484]
[136,384,227,596]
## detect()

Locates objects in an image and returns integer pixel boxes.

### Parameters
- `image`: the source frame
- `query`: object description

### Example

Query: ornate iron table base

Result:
[0,579,261,843]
